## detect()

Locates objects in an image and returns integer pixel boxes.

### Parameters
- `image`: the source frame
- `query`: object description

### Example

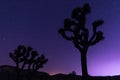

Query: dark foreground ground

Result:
[0,71,120,80]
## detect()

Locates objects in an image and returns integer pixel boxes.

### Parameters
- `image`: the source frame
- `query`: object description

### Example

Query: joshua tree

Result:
[9,45,32,70]
[59,3,104,79]
[9,45,27,80]
[32,54,48,71]
[9,45,48,80]
[10,45,48,70]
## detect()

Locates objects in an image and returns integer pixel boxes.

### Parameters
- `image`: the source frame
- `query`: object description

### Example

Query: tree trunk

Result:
[16,63,20,80]
[27,64,32,80]
[80,50,89,80]
[21,62,26,70]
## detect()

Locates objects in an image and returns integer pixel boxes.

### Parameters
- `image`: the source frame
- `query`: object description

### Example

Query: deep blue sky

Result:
[0,0,120,76]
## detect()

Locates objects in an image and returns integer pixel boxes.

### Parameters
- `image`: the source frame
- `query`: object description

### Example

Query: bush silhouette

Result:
[59,3,104,80]
[9,45,48,80]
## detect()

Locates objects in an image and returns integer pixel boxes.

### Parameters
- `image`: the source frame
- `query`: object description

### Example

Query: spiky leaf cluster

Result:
[33,54,48,71]
[59,3,104,51]
[9,45,29,65]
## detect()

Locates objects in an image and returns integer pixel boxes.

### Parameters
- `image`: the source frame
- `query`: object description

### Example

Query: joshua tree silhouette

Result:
[9,45,48,80]
[32,54,48,71]
[59,3,104,80]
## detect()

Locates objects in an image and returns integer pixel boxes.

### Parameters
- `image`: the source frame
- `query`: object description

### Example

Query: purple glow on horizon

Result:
[88,60,120,76]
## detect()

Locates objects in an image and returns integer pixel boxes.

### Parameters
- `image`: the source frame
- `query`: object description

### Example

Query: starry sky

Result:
[0,0,120,76]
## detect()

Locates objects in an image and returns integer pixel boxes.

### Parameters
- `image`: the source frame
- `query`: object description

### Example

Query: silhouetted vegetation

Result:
[9,45,48,80]
[59,3,104,80]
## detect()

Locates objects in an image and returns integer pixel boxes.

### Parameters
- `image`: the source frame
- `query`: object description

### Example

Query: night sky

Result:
[0,0,120,76]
